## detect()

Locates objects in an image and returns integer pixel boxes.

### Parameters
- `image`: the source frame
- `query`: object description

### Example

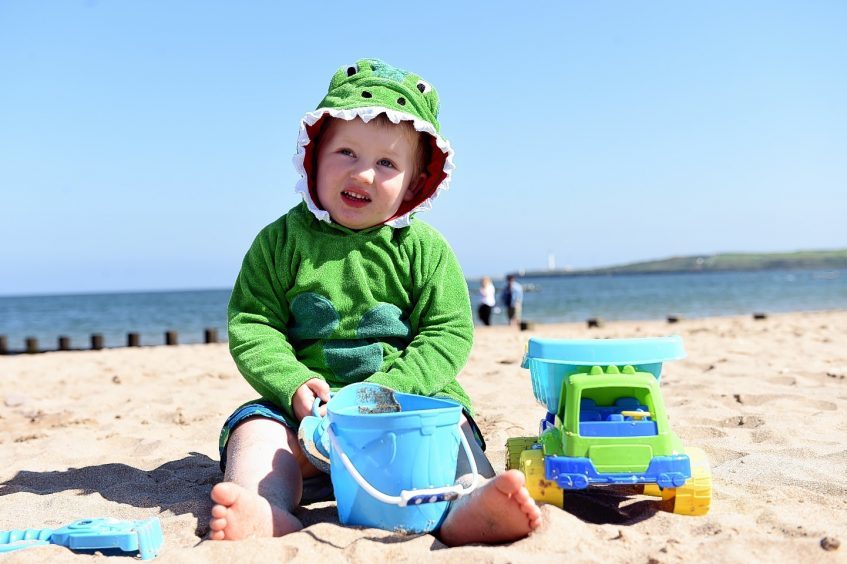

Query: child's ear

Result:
[403,172,428,202]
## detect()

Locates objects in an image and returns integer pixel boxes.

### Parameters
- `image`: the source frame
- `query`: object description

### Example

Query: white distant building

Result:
[548,252,556,271]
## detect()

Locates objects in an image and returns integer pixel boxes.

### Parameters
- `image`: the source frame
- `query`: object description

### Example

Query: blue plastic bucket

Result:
[326,384,477,533]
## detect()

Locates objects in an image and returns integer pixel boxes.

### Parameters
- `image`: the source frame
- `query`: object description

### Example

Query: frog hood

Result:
[293,58,455,228]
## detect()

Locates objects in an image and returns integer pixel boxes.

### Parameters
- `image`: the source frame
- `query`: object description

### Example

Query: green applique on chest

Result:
[289,292,412,382]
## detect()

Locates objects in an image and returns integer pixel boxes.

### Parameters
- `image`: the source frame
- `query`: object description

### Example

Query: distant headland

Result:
[510,248,847,278]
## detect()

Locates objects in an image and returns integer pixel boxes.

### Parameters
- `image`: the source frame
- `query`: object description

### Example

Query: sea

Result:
[1,269,845,352]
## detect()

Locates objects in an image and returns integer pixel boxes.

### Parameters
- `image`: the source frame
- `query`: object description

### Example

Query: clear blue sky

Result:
[2,1,845,296]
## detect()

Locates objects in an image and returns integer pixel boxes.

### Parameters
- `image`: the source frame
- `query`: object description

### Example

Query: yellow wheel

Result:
[642,483,672,499]
[654,447,712,516]
[519,448,563,507]
[505,436,538,471]
[642,483,660,497]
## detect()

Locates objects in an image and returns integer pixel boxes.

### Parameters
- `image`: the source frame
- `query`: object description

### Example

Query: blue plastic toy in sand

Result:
[0,517,163,560]
[323,383,478,533]
[522,337,686,415]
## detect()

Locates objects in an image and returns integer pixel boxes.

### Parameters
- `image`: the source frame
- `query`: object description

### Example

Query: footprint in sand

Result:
[719,415,766,429]
[750,428,788,445]
[703,446,749,465]
[14,432,48,442]
[766,376,797,386]
[677,425,728,440]
[731,393,837,411]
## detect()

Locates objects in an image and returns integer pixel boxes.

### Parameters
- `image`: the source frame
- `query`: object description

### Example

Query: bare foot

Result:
[208,482,303,540]
[438,470,542,546]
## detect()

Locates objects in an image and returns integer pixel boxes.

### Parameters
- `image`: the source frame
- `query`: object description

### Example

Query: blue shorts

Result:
[218,399,487,472]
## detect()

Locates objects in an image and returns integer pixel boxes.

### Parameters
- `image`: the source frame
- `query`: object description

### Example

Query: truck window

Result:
[577,387,658,437]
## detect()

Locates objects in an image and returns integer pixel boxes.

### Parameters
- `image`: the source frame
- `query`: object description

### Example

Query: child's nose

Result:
[352,166,375,184]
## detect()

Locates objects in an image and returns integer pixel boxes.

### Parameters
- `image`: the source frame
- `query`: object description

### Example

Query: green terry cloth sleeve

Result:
[365,227,474,415]
[227,219,322,422]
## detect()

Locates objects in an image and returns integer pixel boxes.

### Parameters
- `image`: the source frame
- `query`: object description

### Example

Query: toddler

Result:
[208,59,541,545]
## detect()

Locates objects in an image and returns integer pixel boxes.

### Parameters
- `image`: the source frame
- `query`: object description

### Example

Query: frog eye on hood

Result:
[416,80,432,94]
[346,64,358,77]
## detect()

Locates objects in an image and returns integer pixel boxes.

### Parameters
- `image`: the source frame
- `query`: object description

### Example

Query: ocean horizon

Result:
[1,268,845,353]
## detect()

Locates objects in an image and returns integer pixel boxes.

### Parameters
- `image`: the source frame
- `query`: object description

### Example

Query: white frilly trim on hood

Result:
[292,106,455,229]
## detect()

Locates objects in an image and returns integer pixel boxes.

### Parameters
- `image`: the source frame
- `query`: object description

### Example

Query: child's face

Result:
[315,117,422,231]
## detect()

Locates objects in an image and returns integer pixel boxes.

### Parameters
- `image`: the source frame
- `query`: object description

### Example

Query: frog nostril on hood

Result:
[361,91,372,98]
[397,97,406,105]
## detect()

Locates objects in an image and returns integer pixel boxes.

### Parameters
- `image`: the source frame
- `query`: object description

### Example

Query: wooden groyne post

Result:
[2,328,224,354]
[205,328,218,343]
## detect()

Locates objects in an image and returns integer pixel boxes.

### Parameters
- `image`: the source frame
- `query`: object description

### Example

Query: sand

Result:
[1,311,846,562]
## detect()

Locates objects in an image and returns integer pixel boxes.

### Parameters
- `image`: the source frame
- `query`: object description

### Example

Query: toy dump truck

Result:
[506,337,711,516]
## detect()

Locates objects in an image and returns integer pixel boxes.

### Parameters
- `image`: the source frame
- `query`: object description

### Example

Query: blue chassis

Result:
[544,453,692,490]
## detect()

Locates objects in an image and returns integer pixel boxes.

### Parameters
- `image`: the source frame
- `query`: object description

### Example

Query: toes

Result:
[210,504,228,519]
[509,469,527,487]
[513,486,532,504]
[526,504,542,522]
[492,470,525,496]
[209,517,228,531]
[210,482,240,505]
[509,485,536,509]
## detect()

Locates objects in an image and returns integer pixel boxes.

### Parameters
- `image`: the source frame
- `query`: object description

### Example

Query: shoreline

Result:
[2,310,846,562]
[5,308,847,356]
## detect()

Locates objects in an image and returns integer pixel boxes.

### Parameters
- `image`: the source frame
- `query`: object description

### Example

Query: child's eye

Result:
[339,148,355,157]
[377,158,395,169]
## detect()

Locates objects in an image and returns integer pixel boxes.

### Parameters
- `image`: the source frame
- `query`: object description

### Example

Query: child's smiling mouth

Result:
[341,189,372,207]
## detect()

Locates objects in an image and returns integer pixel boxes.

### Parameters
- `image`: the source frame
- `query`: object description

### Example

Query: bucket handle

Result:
[327,422,479,507]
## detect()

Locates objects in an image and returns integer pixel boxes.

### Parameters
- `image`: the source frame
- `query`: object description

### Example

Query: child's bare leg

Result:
[438,416,542,546]
[209,417,319,540]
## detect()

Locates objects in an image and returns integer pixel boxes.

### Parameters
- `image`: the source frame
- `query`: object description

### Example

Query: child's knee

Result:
[231,416,295,443]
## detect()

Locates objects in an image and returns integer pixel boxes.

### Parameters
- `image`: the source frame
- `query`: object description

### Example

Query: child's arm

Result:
[365,230,473,404]
[228,221,328,421]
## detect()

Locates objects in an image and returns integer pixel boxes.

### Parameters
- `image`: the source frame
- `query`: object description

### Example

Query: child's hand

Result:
[293,378,331,421]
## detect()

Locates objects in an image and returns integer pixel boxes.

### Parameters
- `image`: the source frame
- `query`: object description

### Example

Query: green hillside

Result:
[519,249,847,277]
